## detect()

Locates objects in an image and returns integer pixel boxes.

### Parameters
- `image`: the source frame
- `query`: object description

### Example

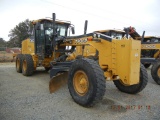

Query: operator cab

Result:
[32,18,74,58]
[137,36,160,43]
[94,29,125,40]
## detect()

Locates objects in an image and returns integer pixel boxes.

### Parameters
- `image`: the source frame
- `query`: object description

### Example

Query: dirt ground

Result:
[0,62,160,120]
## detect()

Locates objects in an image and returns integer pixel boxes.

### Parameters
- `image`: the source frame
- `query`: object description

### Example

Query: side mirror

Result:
[71,27,75,34]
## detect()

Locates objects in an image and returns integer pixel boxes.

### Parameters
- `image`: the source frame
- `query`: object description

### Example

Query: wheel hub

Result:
[80,78,87,86]
[23,60,27,72]
[73,71,89,96]
[157,68,160,77]
[79,77,88,91]
[16,59,20,69]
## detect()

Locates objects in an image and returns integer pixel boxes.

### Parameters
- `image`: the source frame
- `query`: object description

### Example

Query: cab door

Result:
[35,23,45,59]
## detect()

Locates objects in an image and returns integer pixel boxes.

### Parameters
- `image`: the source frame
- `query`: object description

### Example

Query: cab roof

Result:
[31,18,71,25]
[143,36,160,39]
[94,29,125,33]
[137,36,160,39]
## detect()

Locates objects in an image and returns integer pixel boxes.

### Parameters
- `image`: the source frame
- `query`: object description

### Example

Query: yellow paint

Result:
[73,70,89,96]
[154,50,160,58]
[115,40,141,85]
[62,36,141,85]
[22,38,34,54]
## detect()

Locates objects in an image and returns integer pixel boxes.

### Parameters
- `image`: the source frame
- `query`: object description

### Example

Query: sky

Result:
[0,0,160,41]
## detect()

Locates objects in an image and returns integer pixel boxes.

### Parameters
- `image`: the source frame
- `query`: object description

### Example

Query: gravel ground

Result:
[0,62,160,120]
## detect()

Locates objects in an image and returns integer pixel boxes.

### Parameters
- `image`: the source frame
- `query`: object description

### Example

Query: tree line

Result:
[1,19,33,48]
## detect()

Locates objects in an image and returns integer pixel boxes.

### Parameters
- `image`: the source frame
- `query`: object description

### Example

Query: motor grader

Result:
[15,17,75,74]
[15,13,148,107]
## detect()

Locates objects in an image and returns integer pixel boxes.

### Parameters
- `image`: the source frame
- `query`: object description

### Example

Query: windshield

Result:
[44,22,68,37]
[144,38,160,42]
[111,32,123,40]
[55,24,67,36]
[151,38,159,42]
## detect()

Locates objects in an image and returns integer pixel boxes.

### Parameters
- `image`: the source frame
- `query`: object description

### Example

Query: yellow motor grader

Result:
[15,13,148,107]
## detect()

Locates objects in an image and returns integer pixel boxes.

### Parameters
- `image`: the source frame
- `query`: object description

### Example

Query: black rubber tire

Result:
[16,54,23,73]
[76,55,98,61]
[22,54,34,76]
[151,61,160,85]
[87,55,98,61]
[68,58,106,107]
[143,63,151,68]
[75,55,83,59]
[113,64,148,94]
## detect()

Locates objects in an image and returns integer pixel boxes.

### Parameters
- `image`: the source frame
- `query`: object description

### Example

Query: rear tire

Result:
[68,58,106,107]
[22,54,34,76]
[151,61,160,85]
[113,64,148,94]
[16,54,23,73]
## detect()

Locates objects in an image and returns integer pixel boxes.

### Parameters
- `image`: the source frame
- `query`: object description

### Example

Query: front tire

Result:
[68,58,106,107]
[22,54,34,76]
[151,61,160,85]
[113,64,148,94]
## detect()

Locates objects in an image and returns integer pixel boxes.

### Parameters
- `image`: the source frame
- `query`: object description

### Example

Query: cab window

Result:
[111,32,123,40]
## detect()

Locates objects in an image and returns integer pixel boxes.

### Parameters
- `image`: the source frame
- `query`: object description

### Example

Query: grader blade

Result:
[49,72,68,93]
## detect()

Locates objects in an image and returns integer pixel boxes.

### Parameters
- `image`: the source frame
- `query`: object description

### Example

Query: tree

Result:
[8,19,33,47]
[0,38,6,47]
